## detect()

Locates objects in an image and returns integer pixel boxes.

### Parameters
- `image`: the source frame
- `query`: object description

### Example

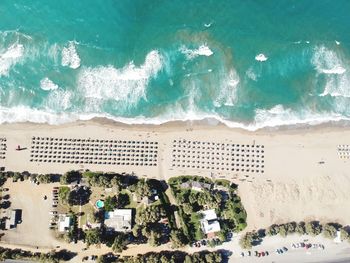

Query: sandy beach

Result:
[0,119,350,231]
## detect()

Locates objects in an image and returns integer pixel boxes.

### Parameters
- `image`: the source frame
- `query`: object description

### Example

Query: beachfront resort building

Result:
[199,209,221,238]
[5,210,18,230]
[58,214,72,232]
[180,181,211,192]
[104,209,132,232]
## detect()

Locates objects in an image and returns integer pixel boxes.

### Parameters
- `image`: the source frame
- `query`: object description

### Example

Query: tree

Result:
[129,179,152,199]
[148,230,161,247]
[60,171,81,185]
[98,176,110,188]
[104,196,117,211]
[37,174,54,184]
[305,221,322,236]
[12,172,23,182]
[170,230,188,248]
[184,255,193,263]
[266,224,279,236]
[112,233,126,253]
[295,221,306,235]
[323,223,338,239]
[205,251,222,263]
[340,228,350,241]
[135,205,161,225]
[132,224,142,238]
[182,203,193,214]
[117,193,130,208]
[286,222,297,234]
[239,232,255,249]
[84,228,102,246]
[278,224,288,237]
[59,187,70,204]
[68,186,91,206]
[110,177,122,194]
[217,230,227,242]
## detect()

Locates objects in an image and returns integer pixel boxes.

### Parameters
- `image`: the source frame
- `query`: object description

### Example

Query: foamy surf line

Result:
[0,106,350,132]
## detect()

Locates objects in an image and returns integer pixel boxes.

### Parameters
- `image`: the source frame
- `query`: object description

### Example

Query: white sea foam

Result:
[78,50,163,106]
[253,105,347,129]
[312,46,350,97]
[61,41,81,69]
[214,69,240,107]
[0,102,349,132]
[312,46,344,74]
[204,22,213,28]
[255,53,268,62]
[40,78,59,91]
[48,43,60,65]
[246,67,258,81]
[0,43,24,76]
[180,44,213,59]
[45,89,72,110]
[319,74,350,97]
[321,66,346,75]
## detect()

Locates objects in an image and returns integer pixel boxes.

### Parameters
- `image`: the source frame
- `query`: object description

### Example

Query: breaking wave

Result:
[255,53,268,62]
[214,69,240,107]
[40,78,59,91]
[61,41,81,69]
[0,43,24,76]
[77,50,163,106]
[312,46,350,97]
[180,44,213,59]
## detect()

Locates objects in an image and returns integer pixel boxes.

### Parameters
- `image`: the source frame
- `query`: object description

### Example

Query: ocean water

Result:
[0,0,350,130]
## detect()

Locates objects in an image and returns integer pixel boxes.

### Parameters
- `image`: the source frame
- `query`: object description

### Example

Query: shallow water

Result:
[0,0,350,130]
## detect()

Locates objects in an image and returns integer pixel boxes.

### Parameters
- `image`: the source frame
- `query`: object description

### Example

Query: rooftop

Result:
[105,209,132,232]
[200,209,221,235]
[58,214,71,232]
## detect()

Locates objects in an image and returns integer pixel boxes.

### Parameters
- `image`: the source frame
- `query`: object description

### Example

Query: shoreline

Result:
[1,116,350,135]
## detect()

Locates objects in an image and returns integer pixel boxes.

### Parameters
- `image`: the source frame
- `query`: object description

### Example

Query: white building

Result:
[58,214,71,232]
[5,210,17,230]
[105,209,132,232]
[200,209,221,237]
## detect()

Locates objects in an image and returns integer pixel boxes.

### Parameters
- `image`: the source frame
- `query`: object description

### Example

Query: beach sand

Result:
[0,119,350,230]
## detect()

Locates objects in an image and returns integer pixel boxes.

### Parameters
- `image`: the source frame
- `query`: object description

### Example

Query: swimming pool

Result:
[95,200,104,209]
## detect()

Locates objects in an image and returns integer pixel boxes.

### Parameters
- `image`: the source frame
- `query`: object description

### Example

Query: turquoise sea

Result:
[0,0,350,130]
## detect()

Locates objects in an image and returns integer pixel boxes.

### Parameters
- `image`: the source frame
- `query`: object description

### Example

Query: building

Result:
[199,209,221,238]
[105,209,132,232]
[5,210,18,230]
[58,214,71,232]
[180,181,211,192]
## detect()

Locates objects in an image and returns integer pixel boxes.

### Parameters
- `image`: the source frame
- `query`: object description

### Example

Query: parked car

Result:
[240,252,244,257]
[49,211,57,215]
[282,247,288,252]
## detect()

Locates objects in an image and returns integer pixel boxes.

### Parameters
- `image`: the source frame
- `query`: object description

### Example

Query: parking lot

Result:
[226,234,350,263]
[1,180,60,248]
